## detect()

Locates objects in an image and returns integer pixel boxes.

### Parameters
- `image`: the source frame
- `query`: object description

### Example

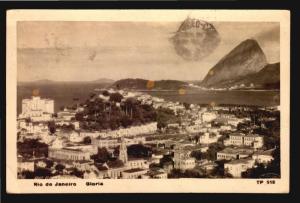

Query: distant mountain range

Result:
[18,78,115,85]
[200,39,280,90]
[111,78,187,90]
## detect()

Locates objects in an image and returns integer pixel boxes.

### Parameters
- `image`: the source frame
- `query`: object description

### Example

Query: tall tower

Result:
[119,137,128,164]
[174,145,185,169]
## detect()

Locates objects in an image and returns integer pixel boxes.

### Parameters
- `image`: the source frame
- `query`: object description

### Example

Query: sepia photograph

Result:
[6,10,290,193]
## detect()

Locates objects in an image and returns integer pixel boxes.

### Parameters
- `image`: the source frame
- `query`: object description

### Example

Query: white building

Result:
[91,136,146,149]
[201,112,217,123]
[224,133,264,149]
[199,132,218,144]
[224,158,255,178]
[20,96,54,119]
[57,108,76,121]
[18,161,35,172]
[48,147,91,161]
[252,149,275,164]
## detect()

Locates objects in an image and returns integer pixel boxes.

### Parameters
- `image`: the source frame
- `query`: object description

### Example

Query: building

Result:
[57,108,76,121]
[201,112,217,123]
[244,134,264,149]
[118,137,149,170]
[173,146,196,170]
[95,163,127,179]
[18,121,49,134]
[150,153,164,164]
[224,158,255,178]
[127,158,149,169]
[20,96,54,118]
[217,147,254,160]
[91,136,145,149]
[122,168,148,179]
[199,132,218,144]
[119,137,128,164]
[224,133,264,149]
[48,147,91,161]
[252,149,275,164]
[17,160,35,173]
[92,137,120,149]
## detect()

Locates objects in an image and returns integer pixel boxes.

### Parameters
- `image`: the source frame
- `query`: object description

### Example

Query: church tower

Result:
[119,137,128,164]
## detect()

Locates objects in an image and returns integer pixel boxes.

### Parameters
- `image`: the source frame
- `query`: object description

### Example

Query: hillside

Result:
[205,63,280,89]
[111,78,188,90]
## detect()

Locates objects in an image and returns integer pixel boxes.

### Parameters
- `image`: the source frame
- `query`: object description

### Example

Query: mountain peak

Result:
[201,38,267,87]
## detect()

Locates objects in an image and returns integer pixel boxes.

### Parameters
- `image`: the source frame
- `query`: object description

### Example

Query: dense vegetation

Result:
[127,144,153,158]
[75,92,157,131]
[17,138,48,158]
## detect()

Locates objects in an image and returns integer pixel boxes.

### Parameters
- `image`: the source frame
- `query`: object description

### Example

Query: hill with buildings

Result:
[228,62,280,89]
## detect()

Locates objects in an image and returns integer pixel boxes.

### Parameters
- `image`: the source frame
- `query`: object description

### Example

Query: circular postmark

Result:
[171,17,220,61]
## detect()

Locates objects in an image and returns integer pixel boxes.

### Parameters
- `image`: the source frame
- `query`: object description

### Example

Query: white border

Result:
[6,9,290,193]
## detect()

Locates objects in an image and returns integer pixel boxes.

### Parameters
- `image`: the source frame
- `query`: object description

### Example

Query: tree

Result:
[102,90,110,96]
[168,169,205,178]
[83,136,91,145]
[120,115,132,128]
[21,170,35,179]
[70,168,84,178]
[45,159,54,168]
[75,112,84,121]
[17,138,48,158]
[127,144,152,158]
[91,147,111,163]
[109,93,123,103]
[191,150,203,160]
[159,155,174,167]
[156,107,177,130]
[211,160,232,178]
[34,168,52,178]
[48,121,56,134]
[55,163,65,173]
[89,92,96,99]
[183,102,190,110]
[206,142,225,161]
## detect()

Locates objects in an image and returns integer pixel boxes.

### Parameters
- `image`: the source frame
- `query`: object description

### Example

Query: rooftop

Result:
[61,148,84,152]
[253,148,275,156]
[123,168,147,173]
[225,158,253,165]
[219,147,253,155]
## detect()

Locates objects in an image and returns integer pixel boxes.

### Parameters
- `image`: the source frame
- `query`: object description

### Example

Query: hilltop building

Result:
[20,96,54,121]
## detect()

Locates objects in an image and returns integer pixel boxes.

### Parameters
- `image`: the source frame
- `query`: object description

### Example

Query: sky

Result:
[17,21,280,82]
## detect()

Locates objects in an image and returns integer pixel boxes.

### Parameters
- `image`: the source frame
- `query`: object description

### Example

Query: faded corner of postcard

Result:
[6,9,290,193]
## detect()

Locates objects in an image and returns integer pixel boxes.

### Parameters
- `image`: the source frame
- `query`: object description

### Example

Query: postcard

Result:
[6,9,290,193]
